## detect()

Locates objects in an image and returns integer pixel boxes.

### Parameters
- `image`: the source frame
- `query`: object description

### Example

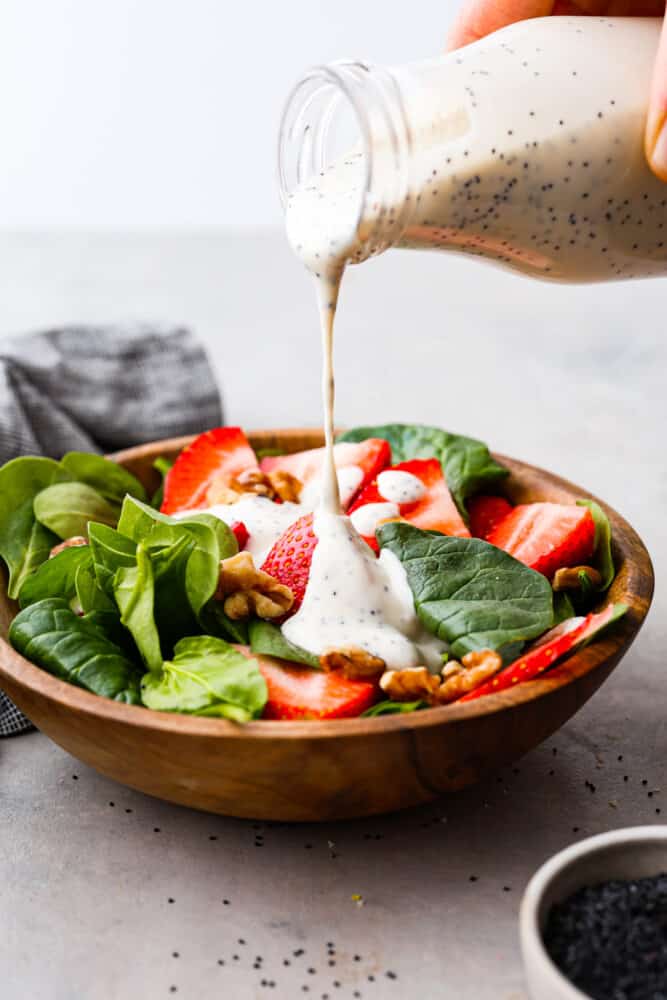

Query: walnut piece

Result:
[215,551,294,620]
[552,565,602,591]
[49,536,88,558]
[379,649,503,706]
[205,468,302,506]
[379,666,441,702]
[320,647,386,679]
[437,649,503,704]
[267,470,302,503]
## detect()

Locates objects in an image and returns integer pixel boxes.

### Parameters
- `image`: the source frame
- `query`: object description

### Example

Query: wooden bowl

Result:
[0,431,654,822]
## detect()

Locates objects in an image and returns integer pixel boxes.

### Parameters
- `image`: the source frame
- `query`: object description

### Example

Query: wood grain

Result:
[0,431,654,821]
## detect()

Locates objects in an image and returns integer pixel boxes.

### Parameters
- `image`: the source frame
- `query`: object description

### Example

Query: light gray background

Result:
[1,230,665,999]
[1,0,458,229]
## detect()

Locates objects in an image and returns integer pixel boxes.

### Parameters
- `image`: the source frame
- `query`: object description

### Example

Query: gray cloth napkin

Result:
[0,324,223,735]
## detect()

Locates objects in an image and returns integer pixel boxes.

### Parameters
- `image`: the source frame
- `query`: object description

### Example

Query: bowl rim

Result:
[0,434,654,741]
[519,825,667,999]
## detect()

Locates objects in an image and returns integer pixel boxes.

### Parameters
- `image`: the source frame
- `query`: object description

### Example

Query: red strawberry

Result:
[261,513,317,612]
[460,604,625,702]
[260,439,390,510]
[230,520,249,550]
[467,495,513,539]
[161,427,259,515]
[259,657,377,720]
[486,502,595,579]
[348,458,470,552]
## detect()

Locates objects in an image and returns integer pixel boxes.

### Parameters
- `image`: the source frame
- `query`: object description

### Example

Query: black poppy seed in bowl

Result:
[543,873,667,1000]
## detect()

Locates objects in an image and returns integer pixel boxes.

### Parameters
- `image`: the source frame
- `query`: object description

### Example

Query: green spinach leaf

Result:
[113,543,162,673]
[361,699,428,717]
[577,499,615,591]
[338,423,508,514]
[9,597,141,703]
[34,482,119,539]
[150,456,173,508]
[60,452,147,504]
[198,600,249,645]
[553,590,576,624]
[18,545,91,609]
[0,457,66,598]
[378,522,553,658]
[248,620,320,668]
[140,636,267,721]
[88,523,137,594]
[75,560,116,613]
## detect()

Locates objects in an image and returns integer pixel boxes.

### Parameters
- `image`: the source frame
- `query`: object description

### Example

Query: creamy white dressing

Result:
[176,496,303,567]
[283,512,447,669]
[299,463,364,510]
[377,470,426,505]
[349,502,400,537]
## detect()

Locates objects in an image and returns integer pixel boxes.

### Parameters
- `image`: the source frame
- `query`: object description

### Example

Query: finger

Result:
[446,0,554,50]
[646,11,667,182]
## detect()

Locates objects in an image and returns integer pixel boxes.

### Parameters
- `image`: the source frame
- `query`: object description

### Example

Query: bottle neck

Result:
[278,60,413,264]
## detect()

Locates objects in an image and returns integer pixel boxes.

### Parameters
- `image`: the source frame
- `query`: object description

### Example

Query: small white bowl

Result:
[520,825,667,1000]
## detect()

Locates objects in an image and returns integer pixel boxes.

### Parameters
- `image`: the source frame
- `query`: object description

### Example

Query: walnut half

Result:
[215,551,294,621]
[379,666,442,702]
[379,649,503,706]
[437,649,503,704]
[320,647,386,680]
[206,468,303,506]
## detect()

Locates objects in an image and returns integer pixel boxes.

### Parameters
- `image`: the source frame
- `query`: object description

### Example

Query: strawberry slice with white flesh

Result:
[259,439,390,511]
[459,603,626,702]
[161,427,260,515]
[347,458,470,552]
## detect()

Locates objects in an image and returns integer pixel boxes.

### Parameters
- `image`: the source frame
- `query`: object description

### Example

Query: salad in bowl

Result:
[1,423,626,724]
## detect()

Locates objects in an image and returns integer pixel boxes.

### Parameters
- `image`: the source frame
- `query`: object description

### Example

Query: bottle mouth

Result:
[277,61,412,265]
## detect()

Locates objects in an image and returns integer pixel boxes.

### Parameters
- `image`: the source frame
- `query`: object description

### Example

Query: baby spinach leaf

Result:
[75,560,116,614]
[0,457,66,598]
[34,482,119,539]
[18,545,91,609]
[248,620,320,668]
[88,523,137,594]
[577,499,615,591]
[60,451,147,504]
[140,635,267,721]
[9,597,141,703]
[361,699,428,717]
[147,531,200,650]
[113,543,162,673]
[553,590,576,625]
[150,456,173,508]
[338,423,508,514]
[378,522,553,658]
[198,600,249,645]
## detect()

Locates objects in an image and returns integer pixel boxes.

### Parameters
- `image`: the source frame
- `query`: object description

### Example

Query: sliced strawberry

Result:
[348,458,470,551]
[260,439,390,510]
[230,520,249,550]
[261,513,317,612]
[486,502,595,579]
[161,427,259,515]
[468,495,513,539]
[460,604,626,702]
[259,657,377,720]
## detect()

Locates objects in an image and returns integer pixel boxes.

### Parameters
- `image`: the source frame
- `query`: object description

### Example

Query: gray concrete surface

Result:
[0,229,665,1000]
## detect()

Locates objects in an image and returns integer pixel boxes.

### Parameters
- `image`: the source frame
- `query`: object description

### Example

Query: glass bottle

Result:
[278,17,667,282]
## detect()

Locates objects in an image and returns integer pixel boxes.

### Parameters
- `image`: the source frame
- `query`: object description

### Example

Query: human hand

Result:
[447,0,667,181]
